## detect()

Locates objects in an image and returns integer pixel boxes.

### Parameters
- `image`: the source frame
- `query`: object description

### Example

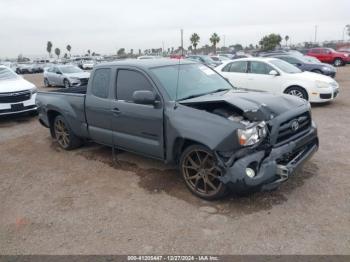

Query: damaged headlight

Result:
[237,121,267,146]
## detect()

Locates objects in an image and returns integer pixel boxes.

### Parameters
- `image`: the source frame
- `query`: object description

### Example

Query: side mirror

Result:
[56,71,62,75]
[269,70,279,76]
[132,90,157,105]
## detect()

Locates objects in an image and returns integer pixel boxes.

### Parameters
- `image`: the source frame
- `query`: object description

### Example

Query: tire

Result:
[284,86,308,101]
[179,144,228,200]
[333,58,344,67]
[311,69,322,74]
[63,79,71,88]
[53,115,82,150]
[44,78,51,87]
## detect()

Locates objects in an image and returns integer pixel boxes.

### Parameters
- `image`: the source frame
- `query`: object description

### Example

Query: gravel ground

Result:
[0,68,349,255]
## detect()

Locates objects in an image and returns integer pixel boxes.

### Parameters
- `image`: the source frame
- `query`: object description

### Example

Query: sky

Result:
[0,0,349,58]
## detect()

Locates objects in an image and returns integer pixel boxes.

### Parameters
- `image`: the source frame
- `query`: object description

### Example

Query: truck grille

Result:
[276,112,311,144]
[0,90,31,103]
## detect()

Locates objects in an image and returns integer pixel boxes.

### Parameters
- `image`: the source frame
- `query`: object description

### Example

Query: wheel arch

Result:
[283,85,309,100]
[47,109,62,138]
[172,137,208,164]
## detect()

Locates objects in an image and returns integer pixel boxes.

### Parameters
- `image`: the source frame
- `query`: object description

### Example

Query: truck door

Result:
[111,68,164,159]
[85,68,113,145]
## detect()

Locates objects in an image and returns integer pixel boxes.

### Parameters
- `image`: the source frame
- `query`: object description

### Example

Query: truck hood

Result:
[64,72,90,78]
[180,89,307,121]
[0,77,36,93]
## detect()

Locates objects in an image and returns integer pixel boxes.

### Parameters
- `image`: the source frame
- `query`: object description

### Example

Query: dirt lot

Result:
[1,68,349,255]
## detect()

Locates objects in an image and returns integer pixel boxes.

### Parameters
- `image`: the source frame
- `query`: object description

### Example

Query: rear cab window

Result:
[91,68,111,98]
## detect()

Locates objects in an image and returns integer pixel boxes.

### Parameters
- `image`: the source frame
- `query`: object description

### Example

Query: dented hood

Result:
[179,90,307,121]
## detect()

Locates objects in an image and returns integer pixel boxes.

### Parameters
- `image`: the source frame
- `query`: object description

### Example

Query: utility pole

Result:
[181,29,184,56]
[343,25,349,42]
[314,25,318,44]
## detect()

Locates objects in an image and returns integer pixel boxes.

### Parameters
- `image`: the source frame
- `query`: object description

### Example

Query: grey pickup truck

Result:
[36,59,318,200]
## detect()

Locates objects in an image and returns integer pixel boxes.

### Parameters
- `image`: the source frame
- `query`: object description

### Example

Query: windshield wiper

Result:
[207,88,231,94]
[177,92,210,101]
[178,89,231,101]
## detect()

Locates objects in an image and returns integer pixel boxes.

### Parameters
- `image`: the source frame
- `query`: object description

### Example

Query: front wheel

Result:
[180,144,228,200]
[285,86,308,101]
[53,115,82,150]
[333,58,344,67]
[63,79,71,88]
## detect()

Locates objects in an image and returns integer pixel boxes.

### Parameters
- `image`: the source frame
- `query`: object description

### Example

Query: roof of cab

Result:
[95,58,196,70]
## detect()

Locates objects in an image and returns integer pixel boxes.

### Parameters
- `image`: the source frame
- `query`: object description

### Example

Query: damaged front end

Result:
[217,107,318,192]
[181,98,318,192]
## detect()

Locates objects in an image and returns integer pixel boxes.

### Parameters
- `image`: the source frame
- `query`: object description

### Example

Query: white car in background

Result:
[215,57,339,103]
[0,66,37,116]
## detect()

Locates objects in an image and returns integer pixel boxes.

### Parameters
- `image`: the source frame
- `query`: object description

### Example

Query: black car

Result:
[272,55,336,78]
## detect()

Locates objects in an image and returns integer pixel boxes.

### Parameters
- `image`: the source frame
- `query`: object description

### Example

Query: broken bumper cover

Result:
[219,124,318,191]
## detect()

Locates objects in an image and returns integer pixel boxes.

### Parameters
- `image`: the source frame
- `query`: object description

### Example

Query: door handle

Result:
[111,107,121,115]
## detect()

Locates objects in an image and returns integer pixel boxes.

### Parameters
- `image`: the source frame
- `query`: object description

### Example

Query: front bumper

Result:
[218,124,318,191]
[309,85,339,103]
[0,93,37,116]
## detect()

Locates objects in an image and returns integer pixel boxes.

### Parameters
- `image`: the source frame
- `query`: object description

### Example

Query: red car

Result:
[307,48,350,67]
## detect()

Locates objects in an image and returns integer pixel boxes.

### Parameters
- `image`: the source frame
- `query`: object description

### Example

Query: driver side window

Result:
[116,69,154,102]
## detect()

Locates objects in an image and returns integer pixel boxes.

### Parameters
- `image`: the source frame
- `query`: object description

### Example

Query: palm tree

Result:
[285,35,290,46]
[46,41,53,58]
[54,48,61,59]
[66,45,72,57]
[209,33,220,54]
[190,33,200,54]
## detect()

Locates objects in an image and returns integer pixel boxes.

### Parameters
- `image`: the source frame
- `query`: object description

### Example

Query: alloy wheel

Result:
[182,149,224,197]
[288,89,305,99]
[54,119,70,148]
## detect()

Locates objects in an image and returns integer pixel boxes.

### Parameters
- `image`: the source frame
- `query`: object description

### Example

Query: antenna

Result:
[174,55,181,109]
[174,29,183,109]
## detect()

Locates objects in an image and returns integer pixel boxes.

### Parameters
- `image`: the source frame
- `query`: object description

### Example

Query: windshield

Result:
[60,66,83,74]
[270,59,302,74]
[304,56,321,63]
[0,67,19,80]
[151,63,233,101]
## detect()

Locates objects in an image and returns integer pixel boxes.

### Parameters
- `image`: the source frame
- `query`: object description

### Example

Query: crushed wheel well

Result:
[47,110,61,138]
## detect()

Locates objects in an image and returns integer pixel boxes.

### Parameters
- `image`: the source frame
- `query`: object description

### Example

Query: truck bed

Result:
[37,86,88,138]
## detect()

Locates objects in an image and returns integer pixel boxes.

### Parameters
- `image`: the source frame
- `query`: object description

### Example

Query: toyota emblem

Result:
[291,120,299,132]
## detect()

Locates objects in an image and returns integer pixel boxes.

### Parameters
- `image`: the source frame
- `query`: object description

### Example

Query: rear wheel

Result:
[53,115,82,150]
[333,58,344,67]
[63,79,71,88]
[180,144,227,200]
[285,86,308,101]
